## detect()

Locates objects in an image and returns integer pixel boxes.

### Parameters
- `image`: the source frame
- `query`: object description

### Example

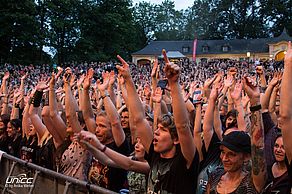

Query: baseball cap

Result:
[220,131,251,154]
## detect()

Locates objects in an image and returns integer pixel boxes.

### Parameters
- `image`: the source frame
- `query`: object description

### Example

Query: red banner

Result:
[192,39,197,61]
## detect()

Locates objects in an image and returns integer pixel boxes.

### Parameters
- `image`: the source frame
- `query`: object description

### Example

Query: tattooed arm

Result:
[243,76,267,193]
[279,41,292,163]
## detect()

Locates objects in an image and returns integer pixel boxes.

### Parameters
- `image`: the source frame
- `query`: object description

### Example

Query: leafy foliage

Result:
[0,0,291,64]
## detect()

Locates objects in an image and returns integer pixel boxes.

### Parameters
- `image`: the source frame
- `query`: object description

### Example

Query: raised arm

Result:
[29,81,49,142]
[203,84,221,151]
[116,55,153,153]
[193,102,203,161]
[49,73,67,142]
[81,68,96,133]
[64,69,82,133]
[243,76,267,192]
[97,72,125,146]
[152,87,162,131]
[261,72,279,112]
[78,131,150,174]
[1,72,10,115]
[230,81,249,131]
[164,58,195,168]
[108,71,117,106]
[279,41,292,162]
[268,84,280,125]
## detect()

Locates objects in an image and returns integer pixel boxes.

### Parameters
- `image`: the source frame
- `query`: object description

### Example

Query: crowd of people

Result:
[0,43,291,194]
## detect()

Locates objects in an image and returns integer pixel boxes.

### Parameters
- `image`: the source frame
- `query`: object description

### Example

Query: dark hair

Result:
[158,114,178,140]
[121,107,128,113]
[225,109,238,129]
[0,114,10,128]
[9,119,22,131]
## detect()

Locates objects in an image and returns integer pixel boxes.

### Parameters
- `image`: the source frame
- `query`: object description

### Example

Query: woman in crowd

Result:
[6,119,22,157]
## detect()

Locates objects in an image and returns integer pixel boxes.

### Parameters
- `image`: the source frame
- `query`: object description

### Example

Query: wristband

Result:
[33,90,43,107]
[29,97,33,105]
[100,145,107,152]
[260,87,267,93]
[101,93,110,99]
[250,104,262,112]
[43,91,49,106]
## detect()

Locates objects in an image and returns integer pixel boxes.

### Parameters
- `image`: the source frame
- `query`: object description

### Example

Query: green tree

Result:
[0,0,49,64]
[259,0,292,36]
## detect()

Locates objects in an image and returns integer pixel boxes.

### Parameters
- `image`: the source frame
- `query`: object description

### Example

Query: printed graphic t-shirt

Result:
[196,132,222,194]
[88,139,129,192]
[145,143,199,194]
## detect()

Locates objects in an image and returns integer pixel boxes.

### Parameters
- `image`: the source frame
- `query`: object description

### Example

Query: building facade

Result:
[132,29,292,65]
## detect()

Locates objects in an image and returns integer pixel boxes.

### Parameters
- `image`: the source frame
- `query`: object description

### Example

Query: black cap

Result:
[220,131,251,154]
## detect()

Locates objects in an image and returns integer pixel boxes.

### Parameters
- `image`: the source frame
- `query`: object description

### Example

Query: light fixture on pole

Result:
[247,52,250,62]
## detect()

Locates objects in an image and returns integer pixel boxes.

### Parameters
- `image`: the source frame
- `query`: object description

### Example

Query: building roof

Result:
[132,29,292,56]
[158,51,186,58]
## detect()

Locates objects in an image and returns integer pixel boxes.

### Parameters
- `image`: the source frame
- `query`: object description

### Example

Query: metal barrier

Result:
[0,151,117,194]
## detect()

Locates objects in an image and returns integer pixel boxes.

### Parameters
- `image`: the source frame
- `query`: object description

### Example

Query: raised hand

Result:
[55,67,64,79]
[284,41,292,65]
[77,74,85,88]
[109,71,116,86]
[144,84,151,99]
[269,72,280,87]
[224,75,234,88]
[36,78,49,91]
[204,74,218,89]
[75,131,102,150]
[164,62,180,83]
[49,73,56,88]
[3,72,10,80]
[69,73,76,88]
[209,84,223,101]
[117,73,125,85]
[242,76,260,104]
[63,67,72,84]
[152,87,163,103]
[230,81,243,101]
[256,65,264,75]
[229,67,237,77]
[151,59,159,78]
[96,72,110,92]
[21,73,27,80]
[162,49,170,64]
[116,55,131,80]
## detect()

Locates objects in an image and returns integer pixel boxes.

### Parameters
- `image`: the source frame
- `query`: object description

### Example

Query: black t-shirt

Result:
[124,127,134,154]
[286,158,292,193]
[88,139,130,192]
[20,135,38,163]
[197,132,222,194]
[7,135,22,157]
[145,143,199,194]
[0,134,8,153]
[263,163,290,194]
[35,137,55,170]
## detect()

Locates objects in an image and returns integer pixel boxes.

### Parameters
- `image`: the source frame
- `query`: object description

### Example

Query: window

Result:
[202,46,209,53]
[222,46,229,52]
[182,47,189,53]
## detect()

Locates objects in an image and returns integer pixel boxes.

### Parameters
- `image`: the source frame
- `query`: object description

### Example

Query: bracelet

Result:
[43,91,49,106]
[260,86,267,93]
[250,104,262,112]
[101,93,110,99]
[32,90,43,107]
[14,103,20,108]
[100,145,107,152]
[29,97,33,105]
